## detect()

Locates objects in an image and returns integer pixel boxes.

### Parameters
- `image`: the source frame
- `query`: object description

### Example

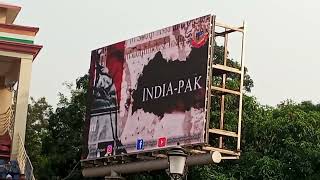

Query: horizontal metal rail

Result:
[211,86,241,96]
[17,134,35,180]
[82,152,220,177]
[215,21,244,32]
[209,128,238,138]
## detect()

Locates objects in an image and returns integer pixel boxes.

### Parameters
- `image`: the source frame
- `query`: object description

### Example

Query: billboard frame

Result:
[204,14,215,144]
[81,15,247,178]
[83,14,214,160]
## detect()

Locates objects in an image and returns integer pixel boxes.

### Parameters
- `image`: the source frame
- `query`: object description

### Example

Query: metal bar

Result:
[237,21,246,151]
[209,128,238,138]
[215,29,237,37]
[215,21,244,32]
[211,86,240,96]
[16,134,35,179]
[82,153,219,177]
[221,156,239,160]
[202,146,239,156]
[219,28,228,148]
[212,64,241,75]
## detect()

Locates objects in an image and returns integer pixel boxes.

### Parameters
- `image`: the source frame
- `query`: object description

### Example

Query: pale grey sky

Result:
[4,0,320,106]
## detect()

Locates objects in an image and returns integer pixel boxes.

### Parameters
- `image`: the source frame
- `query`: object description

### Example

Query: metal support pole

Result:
[237,21,246,151]
[82,152,221,177]
[219,28,228,148]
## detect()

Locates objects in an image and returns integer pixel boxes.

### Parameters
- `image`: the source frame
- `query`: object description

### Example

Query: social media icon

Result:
[136,139,144,150]
[158,137,167,147]
[106,145,113,154]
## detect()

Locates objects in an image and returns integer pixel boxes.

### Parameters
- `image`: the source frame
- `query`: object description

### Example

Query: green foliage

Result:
[26,97,52,177]
[26,84,320,180]
[26,76,88,180]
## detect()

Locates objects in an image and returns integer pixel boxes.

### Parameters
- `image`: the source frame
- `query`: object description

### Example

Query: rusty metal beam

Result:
[82,152,221,177]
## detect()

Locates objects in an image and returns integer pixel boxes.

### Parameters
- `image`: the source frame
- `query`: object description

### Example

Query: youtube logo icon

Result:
[157,137,167,147]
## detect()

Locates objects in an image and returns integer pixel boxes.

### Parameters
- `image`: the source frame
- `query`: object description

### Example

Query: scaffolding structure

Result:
[203,20,246,159]
[81,20,246,177]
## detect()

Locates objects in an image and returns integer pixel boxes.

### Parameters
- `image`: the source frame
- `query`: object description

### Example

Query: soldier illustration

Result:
[87,49,126,159]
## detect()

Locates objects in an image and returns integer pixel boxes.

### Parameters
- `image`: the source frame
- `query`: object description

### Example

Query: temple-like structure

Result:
[0,3,42,179]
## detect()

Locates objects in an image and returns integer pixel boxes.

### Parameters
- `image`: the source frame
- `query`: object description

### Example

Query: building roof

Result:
[0,3,21,24]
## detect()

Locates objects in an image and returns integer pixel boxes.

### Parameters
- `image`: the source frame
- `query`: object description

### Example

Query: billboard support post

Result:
[236,21,246,151]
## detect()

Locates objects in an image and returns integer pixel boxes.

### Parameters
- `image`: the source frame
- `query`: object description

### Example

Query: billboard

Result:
[83,15,213,159]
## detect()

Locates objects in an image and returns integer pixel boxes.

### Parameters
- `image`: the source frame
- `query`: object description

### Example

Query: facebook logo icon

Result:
[136,139,144,150]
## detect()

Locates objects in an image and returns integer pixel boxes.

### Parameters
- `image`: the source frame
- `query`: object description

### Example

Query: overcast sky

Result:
[4,0,320,106]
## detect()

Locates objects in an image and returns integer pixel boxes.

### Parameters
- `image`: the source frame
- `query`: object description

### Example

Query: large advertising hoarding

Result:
[83,15,213,159]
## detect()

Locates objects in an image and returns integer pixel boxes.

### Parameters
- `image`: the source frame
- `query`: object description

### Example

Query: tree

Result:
[25,75,88,179]
[26,97,52,177]
[188,99,320,180]
[38,77,88,179]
